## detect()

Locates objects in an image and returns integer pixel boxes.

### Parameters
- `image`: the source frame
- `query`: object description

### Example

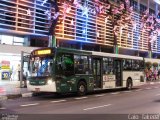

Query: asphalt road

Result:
[1,82,160,120]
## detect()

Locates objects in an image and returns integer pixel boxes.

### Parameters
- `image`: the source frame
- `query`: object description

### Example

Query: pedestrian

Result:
[23,72,27,88]
[154,68,158,80]
[145,68,149,81]
[158,69,160,79]
[17,64,21,81]
[148,68,152,81]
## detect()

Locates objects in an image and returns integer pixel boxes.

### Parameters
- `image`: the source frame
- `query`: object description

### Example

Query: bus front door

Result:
[93,58,102,88]
[115,59,122,87]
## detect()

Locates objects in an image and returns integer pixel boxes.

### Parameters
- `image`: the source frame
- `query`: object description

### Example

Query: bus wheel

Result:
[77,81,87,96]
[127,79,132,90]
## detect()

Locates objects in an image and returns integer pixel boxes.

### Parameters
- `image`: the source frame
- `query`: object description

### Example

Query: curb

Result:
[0,92,32,101]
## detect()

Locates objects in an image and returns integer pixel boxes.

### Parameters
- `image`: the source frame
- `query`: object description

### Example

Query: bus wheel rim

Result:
[79,85,85,92]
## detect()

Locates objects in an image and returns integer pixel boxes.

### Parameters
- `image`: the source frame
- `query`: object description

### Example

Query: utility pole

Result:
[20,51,24,88]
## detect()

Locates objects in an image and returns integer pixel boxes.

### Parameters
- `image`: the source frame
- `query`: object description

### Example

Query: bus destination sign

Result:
[35,49,51,55]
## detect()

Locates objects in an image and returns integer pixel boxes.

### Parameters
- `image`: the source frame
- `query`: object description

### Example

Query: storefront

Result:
[0,54,21,80]
[0,44,38,81]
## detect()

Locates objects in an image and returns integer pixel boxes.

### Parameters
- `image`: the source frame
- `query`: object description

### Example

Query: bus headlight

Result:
[27,81,29,84]
[47,80,53,85]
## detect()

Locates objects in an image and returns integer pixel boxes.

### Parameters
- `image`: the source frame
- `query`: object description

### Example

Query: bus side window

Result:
[123,59,132,70]
[132,60,140,71]
[139,60,144,70]
[74,55,89,74]
[123,60,127,70]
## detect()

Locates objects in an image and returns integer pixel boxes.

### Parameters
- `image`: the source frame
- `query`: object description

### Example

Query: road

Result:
[1,82,160,120]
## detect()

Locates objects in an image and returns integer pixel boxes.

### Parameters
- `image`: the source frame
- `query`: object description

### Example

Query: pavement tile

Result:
[0,80,32,100]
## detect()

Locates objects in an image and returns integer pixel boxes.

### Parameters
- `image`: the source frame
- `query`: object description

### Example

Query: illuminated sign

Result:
[2,72,10,80]
[35,49,51,55]
[1,60,10,70]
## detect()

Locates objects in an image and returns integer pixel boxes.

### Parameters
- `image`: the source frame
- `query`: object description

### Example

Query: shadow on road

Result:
[32,87,139,100]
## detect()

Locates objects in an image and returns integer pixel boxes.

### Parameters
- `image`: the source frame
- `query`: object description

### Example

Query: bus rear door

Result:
[92,58,102,89]
[114,59,123,87]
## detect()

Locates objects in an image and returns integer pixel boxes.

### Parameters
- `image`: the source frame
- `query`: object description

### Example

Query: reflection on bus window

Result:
[29,57,53,77]
[103,58,114,74]
[74,55,91,74]
[56,53,74,76]
[123,59,132,70]
[132,60,140,70]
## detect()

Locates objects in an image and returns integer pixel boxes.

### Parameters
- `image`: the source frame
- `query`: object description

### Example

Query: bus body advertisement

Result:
[27,47,145,95]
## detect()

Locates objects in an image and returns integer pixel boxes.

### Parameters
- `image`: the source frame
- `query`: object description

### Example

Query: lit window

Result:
[13,36,24,46]
[13,37,24,43]
[1,35,13,45]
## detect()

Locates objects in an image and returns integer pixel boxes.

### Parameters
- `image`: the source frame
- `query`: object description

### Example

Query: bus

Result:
[27,47,145,95]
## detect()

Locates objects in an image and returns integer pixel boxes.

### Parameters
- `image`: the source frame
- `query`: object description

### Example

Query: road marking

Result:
[83,104,112,111]
[155,94,160,96]
[135,89,142,92]
[95,94,105,97]
[0,107,6,110]
[75,97,88,100]
[22,93,32,98]
[51,100,67,103]
[146,87,152,89]
[123,91,132,93]
[110,92,120,95]
[154,87,159,89]
[150,82,154,85]
[20,103,39,107]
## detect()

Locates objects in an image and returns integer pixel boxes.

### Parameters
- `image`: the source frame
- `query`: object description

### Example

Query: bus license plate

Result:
[35,88,40,92]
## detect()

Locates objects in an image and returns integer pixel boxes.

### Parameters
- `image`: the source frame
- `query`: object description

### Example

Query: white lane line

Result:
[83,104,112,111]
[95,94,105,97]
[146,88,152,90]
[74,97,88,100]
[150,82,154,85]
[51,100,67,103]
[135,89,142,92]
[0,107,6,110]
[20,103,39,107]
[123,91,132,93]
[154,87,159,89]
[110,92,120,95]
[155,94,160,96]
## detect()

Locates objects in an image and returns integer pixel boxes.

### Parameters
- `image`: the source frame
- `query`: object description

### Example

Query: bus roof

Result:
[57,47,92,55]
[144,58,160,63]
[92,51,143,60]
[31,47,144,60]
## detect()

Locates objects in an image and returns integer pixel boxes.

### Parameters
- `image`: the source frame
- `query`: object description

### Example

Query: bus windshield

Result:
[29,57,53,77]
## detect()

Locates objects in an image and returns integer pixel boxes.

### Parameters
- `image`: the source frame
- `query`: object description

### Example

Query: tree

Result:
[145,61,152,69]
[153,62,158,68]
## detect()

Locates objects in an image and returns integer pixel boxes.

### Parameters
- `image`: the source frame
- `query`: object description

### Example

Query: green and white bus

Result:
[27,47,145,95]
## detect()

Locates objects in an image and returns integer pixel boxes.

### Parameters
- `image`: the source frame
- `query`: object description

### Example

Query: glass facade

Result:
[0,53,21,80]
[0,35,24,45]
[0,0,50,35]
[0,0,159,53]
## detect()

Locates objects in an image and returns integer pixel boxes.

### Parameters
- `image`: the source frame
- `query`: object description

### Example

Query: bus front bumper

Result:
[27,81,57,92]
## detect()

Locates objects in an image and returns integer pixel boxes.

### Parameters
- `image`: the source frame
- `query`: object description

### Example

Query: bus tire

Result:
[77,81,87,96]
[126,79,132,90]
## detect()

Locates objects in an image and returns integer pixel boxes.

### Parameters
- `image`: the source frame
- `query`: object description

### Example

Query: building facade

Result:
[0,0,159,80]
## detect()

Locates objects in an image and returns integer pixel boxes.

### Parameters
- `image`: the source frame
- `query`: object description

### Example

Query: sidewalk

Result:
[0,80,32,100]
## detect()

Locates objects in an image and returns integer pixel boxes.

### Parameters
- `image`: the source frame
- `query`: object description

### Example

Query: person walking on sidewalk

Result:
[153,68,158,81]
[158,69,160,79]
[23,72,27,88]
